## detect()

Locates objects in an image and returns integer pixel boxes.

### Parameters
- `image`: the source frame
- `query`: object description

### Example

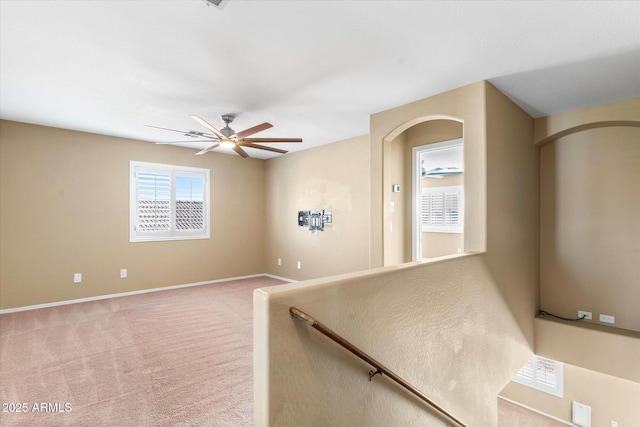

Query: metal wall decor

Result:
[298,210,332,235]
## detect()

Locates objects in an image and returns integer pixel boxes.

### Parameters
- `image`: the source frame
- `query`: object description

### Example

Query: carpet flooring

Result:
[498,398,569,427]
[1,276,564,427]
[0,276,284,427]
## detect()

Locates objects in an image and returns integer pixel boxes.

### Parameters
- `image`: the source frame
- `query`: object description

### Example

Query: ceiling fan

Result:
[146,114,303,158]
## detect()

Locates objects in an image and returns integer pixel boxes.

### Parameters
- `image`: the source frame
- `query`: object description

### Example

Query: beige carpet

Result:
[0,276,284,427]
[498,398,569,427]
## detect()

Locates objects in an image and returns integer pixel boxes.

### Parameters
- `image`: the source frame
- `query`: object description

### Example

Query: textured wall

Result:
[263,135,370,281]
[0,120,266,309]
[254,254,532,427]
[540,125,640,331]
[255,82,541,427]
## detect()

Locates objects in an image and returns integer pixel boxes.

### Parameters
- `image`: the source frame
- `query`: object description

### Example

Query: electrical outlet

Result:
[578,311,592,320]
[611,421,618,427]
[120,269,127,278]
[600,314,615,324]
[297,261,301,269]
[73,273,82,283]
[277,258,282,266]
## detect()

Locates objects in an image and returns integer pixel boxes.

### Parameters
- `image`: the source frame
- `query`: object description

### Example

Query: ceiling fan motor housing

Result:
[220,114,235,138]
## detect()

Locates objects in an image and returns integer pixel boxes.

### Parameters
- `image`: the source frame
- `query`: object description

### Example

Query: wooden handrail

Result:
[290,307,468,427]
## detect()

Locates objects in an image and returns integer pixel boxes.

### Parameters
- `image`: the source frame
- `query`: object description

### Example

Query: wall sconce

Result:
[298,210,332,235]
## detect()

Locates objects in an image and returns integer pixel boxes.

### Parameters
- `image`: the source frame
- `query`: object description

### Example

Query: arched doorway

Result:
[384,118,464,265]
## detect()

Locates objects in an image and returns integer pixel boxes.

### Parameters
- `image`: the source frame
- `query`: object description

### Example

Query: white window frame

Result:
[512,355,563,398]
[421,185,464,234]
[130,161,210,242]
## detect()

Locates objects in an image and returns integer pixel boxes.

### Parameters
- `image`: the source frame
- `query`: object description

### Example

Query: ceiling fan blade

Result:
[154,140,217,144]
[240,142,288,154]
[144,124,191,135]
[241,137,303,143]
[195,143,220,155]
[234,122,273,139]
[190,115,227,139]
[232,144,250,158]
[145,125,218,139]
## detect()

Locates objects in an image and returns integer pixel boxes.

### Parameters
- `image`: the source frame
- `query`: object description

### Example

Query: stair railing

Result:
[290,307,468,427]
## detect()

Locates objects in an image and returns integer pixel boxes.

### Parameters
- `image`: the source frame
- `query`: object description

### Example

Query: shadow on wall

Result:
[254,253,533,427]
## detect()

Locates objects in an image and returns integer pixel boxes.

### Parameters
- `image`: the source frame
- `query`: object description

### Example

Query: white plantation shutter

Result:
[421,186,463,233]
[137,172,171,232]
[513,355,563,397]
[516,358,535,381]
[130,162,209,242]
[430,193,444,225]
[445,192,459,225]
[536,356,559,388]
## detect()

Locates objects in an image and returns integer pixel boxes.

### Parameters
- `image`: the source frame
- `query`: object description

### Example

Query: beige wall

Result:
[263,135,370,281]
[484,83,539,346]
[540,126,640,331]
[370,82,487,268]
[255,82,540,427]
[503,98,640,426]
[535,317,640,383]
[386,132,407,265]
[254,254,532,427]
[501,362,640,426]
[0,120,265,309]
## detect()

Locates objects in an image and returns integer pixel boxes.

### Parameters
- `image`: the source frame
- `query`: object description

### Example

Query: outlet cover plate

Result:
[599,314,615,324]
[578,311,592,320]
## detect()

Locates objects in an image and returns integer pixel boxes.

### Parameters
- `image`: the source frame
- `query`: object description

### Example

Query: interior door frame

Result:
[411,138,463,261]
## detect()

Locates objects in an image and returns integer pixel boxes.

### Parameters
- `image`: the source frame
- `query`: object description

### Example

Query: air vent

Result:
[202,0,228,9]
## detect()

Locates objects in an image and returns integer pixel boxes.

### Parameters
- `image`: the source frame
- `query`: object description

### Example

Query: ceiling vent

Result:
[202,0,228,9]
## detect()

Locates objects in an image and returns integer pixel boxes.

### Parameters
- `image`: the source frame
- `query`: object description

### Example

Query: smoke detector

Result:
[202,0,228,9]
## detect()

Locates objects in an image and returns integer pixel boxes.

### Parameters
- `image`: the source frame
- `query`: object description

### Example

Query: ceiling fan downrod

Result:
[219,114,236,138]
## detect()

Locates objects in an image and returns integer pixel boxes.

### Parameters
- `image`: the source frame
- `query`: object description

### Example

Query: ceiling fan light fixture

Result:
[220,140,235,149]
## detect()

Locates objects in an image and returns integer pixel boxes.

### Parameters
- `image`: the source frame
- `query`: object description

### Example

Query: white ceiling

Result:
[1,0,639,159]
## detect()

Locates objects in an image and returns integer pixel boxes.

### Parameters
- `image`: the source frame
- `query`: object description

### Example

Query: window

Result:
[130,161,210,242]
[421,185,463,233]
[512,355,563,397]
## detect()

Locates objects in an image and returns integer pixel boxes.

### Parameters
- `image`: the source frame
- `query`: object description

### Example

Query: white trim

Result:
[498,396,577,426]
[0,273,297,314]
[264,274,297,283]
[130,161,210,242]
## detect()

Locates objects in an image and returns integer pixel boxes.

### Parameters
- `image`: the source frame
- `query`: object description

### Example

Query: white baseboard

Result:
[0,273,296,314]
[264,273,297,283]
[498,396,577,426]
